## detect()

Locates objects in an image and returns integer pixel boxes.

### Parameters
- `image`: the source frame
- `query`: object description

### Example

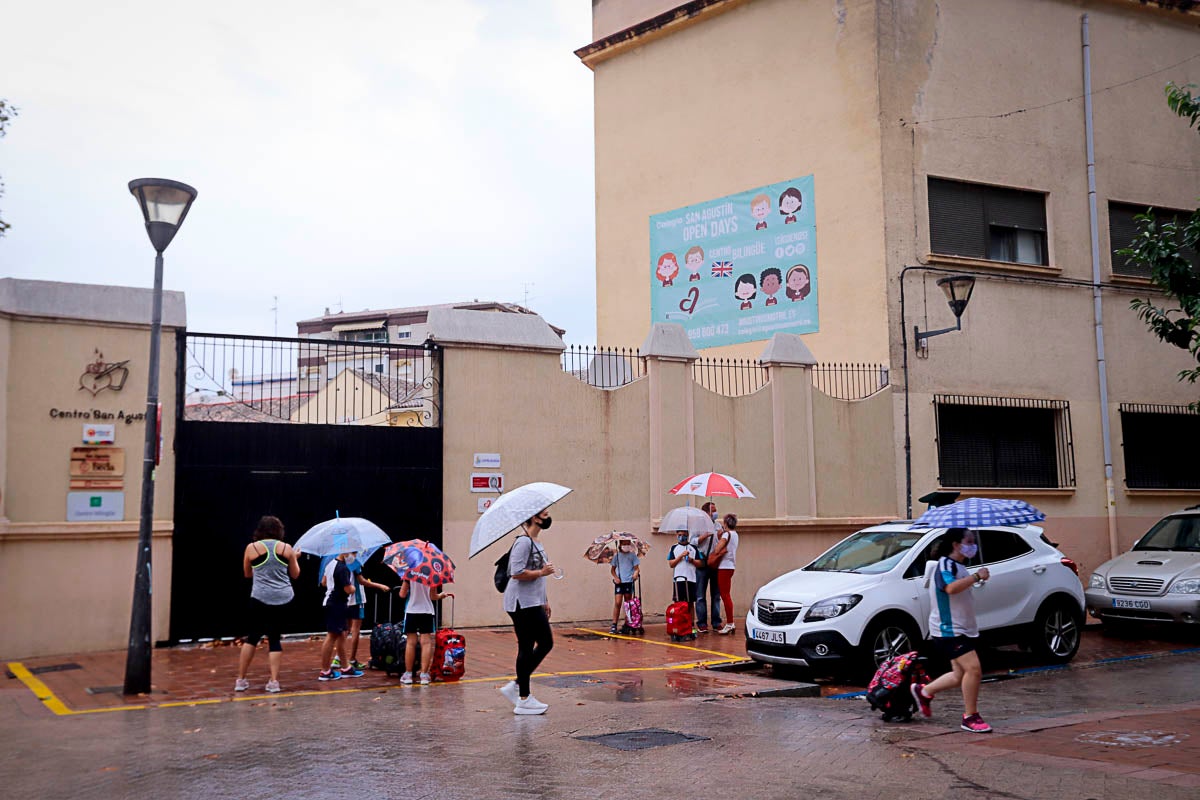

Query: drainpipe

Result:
[1082,14,1120,560]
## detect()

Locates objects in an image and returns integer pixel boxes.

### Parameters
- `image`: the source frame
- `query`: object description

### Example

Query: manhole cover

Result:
[576,728,709,751]
[1075,730,1190,748]
[562,632,606,641]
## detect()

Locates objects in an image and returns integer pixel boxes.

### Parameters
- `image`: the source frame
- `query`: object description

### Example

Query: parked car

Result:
[1085,507,1200,629]
[745,522,1085,675]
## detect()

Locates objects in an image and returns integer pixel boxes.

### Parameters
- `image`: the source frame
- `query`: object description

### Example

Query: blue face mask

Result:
[960,543,978,559]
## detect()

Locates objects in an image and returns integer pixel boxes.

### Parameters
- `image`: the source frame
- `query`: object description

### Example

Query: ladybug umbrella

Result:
[382,539,456,586]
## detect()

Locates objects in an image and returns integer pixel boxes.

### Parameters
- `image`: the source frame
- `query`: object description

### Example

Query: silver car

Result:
[1085,508,1200,628]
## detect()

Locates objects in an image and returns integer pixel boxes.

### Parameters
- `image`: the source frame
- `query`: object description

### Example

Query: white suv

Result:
[745,523,1085,675]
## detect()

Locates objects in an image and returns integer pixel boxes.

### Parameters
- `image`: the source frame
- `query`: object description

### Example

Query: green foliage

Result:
[0,98,16,237]
[1122,83,1200,399]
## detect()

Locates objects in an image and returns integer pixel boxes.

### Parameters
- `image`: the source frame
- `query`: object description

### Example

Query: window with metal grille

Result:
[1108,202,1199,279]
[928,178,1048,266]
[1119,403,1200,489]
[934,395,1075,488]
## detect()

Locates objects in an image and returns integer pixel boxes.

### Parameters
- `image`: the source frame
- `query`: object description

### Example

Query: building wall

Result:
[0,279,183,659]
[588,0,890,362]
[876,0,1200,576]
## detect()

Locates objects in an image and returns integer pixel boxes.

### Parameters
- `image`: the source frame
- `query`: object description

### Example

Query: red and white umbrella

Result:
[668,472,755,499]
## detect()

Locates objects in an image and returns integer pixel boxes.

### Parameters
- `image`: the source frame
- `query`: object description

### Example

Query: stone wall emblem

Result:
[79,349,130,397]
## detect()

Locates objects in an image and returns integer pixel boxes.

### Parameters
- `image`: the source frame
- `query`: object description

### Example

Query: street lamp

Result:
[123,178,197,695]
[899,270,976,520]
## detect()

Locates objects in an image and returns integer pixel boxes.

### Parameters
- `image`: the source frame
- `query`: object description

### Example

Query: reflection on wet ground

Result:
[579,670,750,702]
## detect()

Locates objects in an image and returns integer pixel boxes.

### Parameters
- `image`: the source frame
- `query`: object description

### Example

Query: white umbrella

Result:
[659,505,718,538]
[469,481,572,558]
[294,516,391,557]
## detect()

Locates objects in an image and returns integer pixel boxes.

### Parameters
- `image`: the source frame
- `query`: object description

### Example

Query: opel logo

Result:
[767,602,776,613]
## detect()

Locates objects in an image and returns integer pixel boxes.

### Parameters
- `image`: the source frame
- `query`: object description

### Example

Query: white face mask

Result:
[959,543,978,559]
[619,545,632,553]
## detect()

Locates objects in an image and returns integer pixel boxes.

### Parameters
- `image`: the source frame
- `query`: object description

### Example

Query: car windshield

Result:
[805,530,926,574]
[1133,515,1200,552]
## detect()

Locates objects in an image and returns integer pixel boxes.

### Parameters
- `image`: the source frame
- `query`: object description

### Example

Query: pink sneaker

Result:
[910,683,932,718]
[961,713,992,733]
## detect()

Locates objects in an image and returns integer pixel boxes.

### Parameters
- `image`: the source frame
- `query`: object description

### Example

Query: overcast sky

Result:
[0,1,597,341]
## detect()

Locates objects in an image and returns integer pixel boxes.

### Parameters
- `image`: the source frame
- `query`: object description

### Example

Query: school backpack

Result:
[369,622,405,675]
[866,650,928,722]
[493,535,532,592]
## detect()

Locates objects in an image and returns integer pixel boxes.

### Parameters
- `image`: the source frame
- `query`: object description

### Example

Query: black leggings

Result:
[246,599,286,652]
[508,604,554,697]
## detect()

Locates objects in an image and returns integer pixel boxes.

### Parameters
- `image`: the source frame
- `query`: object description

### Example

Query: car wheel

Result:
[1030,599,1083,663]
[861,616,921,676]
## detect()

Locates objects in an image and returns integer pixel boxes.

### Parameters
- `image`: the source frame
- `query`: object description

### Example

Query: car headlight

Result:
[1168,578,1200,594]
[1089,574,1107,590]
[804,594,862,621]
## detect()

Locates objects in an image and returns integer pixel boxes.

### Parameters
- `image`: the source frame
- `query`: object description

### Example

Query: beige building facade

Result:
[580,0,1200,576]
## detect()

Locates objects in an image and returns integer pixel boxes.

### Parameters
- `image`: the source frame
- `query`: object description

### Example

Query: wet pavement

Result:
[4,622,1200,798]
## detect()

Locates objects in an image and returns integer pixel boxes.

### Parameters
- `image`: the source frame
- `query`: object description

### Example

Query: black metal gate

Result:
[170,332,442,642]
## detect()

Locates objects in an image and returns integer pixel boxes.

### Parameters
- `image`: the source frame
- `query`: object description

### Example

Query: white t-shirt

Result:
[717,529,739,569]
[405,581,435,615]
[669,542,698,582]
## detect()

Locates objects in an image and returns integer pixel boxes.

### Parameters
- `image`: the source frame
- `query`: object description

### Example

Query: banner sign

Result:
[649,175,818,349]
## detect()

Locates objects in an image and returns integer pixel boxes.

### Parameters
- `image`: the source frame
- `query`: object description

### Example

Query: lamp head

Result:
[936,275,975,319]
[128,178,197,253]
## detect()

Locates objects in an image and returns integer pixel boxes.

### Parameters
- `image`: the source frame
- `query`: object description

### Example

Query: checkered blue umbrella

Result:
[913,497,1045,528]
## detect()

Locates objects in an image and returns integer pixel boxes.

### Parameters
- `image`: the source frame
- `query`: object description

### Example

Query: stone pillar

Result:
[639,323,699,522]
[759,333,817,519]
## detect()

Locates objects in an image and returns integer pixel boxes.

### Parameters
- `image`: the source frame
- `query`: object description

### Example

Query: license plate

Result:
[1113,599,1151,610]
[752,628,785,644]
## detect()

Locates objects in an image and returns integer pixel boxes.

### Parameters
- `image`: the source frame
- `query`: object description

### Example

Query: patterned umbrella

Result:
[583,531,651,564]
[469,481,572,558]
[659,505,718,538]
[668,472,755,499]
[913,497,1045,528]
[382,539,455,586]
[295,516,391,556]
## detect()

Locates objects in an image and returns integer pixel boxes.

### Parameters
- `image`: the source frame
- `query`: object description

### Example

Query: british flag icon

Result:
[711,261,733,277]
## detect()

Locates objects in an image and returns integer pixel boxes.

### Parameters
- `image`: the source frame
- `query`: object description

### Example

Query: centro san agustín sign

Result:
[49,408,147,424]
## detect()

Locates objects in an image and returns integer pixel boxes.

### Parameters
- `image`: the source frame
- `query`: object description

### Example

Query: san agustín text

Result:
[49,408,147,424]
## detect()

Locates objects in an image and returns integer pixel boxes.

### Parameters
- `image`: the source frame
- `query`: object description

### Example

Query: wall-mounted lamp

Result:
[914,275,975,351]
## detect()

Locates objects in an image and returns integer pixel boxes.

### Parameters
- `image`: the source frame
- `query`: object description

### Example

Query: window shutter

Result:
[986,187,1046,231]
[1109,203,1148,277]
[929,179,986,258]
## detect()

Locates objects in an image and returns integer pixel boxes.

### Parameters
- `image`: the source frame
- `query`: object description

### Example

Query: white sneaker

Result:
[418,672,432,685]
[513,696,548,715]
[499,680,520,705]
[234,678,250,692]
[399,672,413,685]
[265,680,281,693]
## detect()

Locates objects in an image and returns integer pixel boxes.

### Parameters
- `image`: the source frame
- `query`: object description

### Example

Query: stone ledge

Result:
[0,520,174,542]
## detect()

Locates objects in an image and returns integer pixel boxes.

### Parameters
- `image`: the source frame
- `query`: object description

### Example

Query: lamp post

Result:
[124,178,197,695]
[899,270,975,520]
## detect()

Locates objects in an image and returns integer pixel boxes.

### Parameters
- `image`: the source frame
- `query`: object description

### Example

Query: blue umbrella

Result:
[912,497,1045,528]
[295,516,391,557]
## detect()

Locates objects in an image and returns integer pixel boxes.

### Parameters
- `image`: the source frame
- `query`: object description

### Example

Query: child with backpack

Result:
[609,537,641,634]
[397,578,453,685]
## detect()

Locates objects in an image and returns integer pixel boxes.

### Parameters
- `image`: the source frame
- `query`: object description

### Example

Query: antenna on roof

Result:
[271,296,278,336]
[522,282,534,308]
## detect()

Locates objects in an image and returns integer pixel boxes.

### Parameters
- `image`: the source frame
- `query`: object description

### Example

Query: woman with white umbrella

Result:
[500,510,558,715]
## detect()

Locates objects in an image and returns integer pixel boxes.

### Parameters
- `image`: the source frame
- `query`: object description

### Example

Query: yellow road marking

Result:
[6,626,746,716]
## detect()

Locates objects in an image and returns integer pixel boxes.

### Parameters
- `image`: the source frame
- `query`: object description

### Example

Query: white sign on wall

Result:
[66,491,125,521]
[478,497,495,514]
[473,453,501,468]
[82,424,116,445]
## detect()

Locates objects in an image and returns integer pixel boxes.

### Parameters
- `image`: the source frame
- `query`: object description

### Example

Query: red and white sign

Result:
[470,473,503,493]
[477,497,495,514]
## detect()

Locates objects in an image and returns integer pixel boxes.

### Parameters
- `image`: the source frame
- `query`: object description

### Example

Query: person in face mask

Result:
[499,510,557,715]
[609,537,641,634]
[911,527,993,734]
[667,529,701,634]
[694,502,723,633]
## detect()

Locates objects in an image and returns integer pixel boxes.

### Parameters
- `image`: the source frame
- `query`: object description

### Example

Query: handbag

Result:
[493,535,532,593]
[707,534,726,569]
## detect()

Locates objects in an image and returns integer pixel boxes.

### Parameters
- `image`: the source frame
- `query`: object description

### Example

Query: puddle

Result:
[578,671,748,703]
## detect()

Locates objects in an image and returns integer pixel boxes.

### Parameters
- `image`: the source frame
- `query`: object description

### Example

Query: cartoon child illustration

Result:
[779,187,802,224]
[785,264,812,302]
[734,273,757,310]
[657,253,680,287]
[760,267,782,307]
[750,194,770,231]
[685,245,705,282]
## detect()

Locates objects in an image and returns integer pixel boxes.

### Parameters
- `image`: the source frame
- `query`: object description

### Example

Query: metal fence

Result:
[179,332,441,426]
[692,357,770,397]
[810,363,890,401]
[560,345,645,388]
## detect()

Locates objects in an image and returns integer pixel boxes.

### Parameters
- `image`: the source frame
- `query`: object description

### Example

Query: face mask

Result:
[539,515,552,530]
[960,543,978,559]
[710,512,719,521]
[676,536,688,545]
[620,545,633,553]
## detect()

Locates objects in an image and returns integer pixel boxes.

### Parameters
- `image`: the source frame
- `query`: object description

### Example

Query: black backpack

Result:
[493,535,531,592]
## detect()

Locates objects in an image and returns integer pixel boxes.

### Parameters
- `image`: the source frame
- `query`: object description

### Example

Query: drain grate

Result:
[5,662,83,679]
[562,632,606,641]
[576,728,709,751]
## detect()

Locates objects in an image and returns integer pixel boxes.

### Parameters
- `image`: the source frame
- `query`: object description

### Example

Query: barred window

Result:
[928,178,1048,266]
[934,395,1075,488]
[1120,404,1200,489]
[1108,202,1199,279]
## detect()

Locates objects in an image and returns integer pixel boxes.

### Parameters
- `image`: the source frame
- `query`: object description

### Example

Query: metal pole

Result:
[900,265,913,519]
[124,250,164,695]
[1081,14,1120,560]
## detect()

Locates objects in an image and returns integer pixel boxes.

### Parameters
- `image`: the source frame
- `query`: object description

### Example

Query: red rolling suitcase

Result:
[432,596,465,682]
[666,578,696,642]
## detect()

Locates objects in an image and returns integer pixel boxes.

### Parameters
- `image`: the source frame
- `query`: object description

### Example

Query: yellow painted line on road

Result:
[7,662,88,716]
[575,627,744,660]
